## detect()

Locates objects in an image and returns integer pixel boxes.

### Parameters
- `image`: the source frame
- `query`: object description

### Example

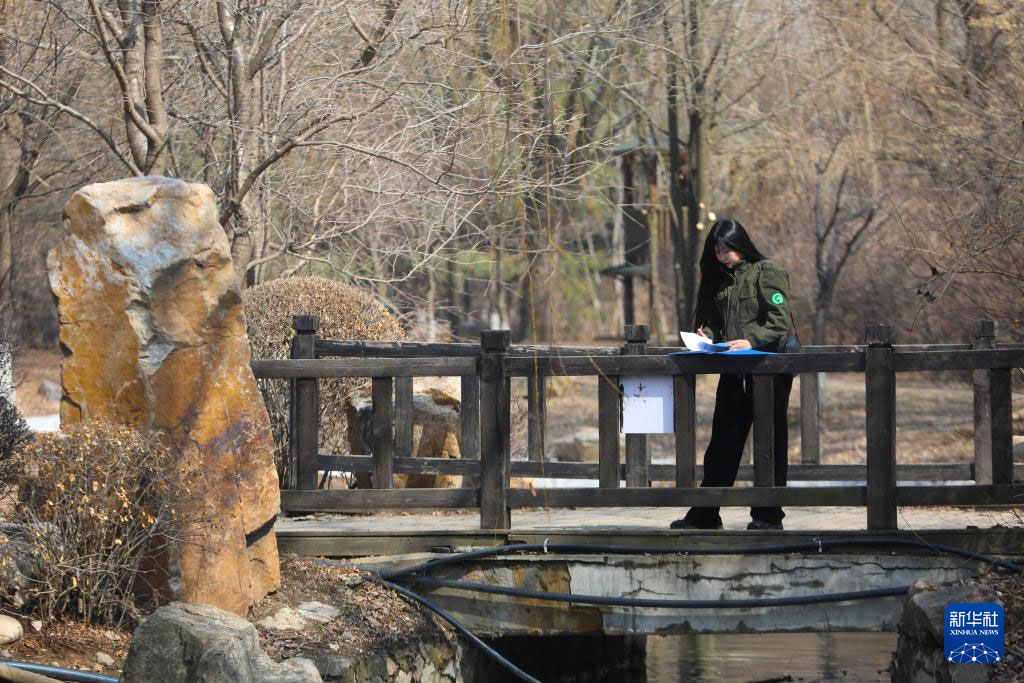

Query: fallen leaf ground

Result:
[2,620,132,677]
[251,554,446,662]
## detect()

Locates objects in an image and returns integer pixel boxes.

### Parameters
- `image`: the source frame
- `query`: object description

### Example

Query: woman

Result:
[671,218,794,531]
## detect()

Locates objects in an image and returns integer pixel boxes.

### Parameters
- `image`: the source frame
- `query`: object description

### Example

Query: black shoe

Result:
[670,518,723,530]
[746,519,783,531]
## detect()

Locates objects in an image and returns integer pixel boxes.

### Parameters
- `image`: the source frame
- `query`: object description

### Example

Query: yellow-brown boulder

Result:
[47,176,280,615]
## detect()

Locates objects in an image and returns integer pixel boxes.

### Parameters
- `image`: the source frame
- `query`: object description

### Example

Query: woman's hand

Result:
[725,339,752,351]
[696,328,709,338]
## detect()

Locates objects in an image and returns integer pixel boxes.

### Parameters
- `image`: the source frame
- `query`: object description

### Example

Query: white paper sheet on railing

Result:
[680,331,731,352]
[620,375,674,434]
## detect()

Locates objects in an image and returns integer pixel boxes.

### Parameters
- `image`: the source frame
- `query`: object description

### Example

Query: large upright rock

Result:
[48,176,280,615]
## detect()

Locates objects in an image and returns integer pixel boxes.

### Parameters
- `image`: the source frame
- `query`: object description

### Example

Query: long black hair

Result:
[693,218,769,329]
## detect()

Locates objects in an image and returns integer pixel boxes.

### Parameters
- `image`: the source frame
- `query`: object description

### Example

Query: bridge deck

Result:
[277,505,1024,558]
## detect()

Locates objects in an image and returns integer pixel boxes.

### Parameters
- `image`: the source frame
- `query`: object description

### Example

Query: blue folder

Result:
[669,349,774,356]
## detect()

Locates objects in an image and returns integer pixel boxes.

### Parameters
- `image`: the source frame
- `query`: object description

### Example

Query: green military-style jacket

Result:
[700,259,792,351]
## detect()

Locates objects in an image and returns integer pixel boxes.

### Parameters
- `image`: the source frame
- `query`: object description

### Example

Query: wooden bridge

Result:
[250,317,1022,535]
[251,318,1023,636]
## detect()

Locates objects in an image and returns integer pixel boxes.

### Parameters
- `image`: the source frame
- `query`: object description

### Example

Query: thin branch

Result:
[0,65,140,173]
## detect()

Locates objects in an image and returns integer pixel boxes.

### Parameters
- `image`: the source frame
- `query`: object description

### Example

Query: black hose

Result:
[375,578,542,683]
[409,576,911,608]
[355,535,1023,683]
[369,536,1024,581]
[0,661,118,683]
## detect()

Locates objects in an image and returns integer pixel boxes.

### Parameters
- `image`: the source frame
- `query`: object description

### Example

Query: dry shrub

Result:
[14,421,202,625]
[243,276,404,485]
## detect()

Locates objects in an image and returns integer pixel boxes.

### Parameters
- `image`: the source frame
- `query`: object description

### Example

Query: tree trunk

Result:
[666,5,711,329]
[0,207,10,401]
[444,260,461,337]
[665,21,687,329]
[518,188,553,342]
[812,281,835,345]
[96,1,169,175]
[426,267,437,342]
[0,122,21,403]
[0,112,22,347]
[683,0,711,325]
[226,72,261,286]
[218,2,266,287]
[683,108,709,320]
[647,167,668,342]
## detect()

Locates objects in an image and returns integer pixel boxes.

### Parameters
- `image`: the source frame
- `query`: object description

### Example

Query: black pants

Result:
[683,373,794,526]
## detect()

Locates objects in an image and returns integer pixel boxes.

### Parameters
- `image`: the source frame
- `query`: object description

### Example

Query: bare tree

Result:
[9,0,1021,352]
[2,0,500,289]
[0,3,86,339]
[583,0,799,329]
[85,0,170,174]
[804,138,890,344]
[863,0,1024,338]
[766,3,894,344]
[175,1,327,284]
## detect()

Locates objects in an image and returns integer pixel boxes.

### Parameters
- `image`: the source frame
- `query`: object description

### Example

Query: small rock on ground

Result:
[296,601,341,623]
[37,379,61,402]
[0,616,23,645]
[259,607,310,631]
[283,657,323,681]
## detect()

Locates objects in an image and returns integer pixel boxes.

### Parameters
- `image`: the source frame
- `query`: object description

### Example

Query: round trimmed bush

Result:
[243,277,403,485]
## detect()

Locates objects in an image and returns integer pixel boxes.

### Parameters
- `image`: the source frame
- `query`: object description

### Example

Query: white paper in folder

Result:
[620,376,674,434]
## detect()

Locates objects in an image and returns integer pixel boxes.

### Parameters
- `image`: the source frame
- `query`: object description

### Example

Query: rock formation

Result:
[891,580,999,682]
[48,176,280,615]
[122,603,321,683]
[346,388,464,489]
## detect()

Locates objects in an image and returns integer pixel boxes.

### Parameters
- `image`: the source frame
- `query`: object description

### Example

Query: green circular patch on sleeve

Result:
[771,292,785,305]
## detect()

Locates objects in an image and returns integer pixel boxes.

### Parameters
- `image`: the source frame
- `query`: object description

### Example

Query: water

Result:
[486,632,898,682]
[644,632,897,682]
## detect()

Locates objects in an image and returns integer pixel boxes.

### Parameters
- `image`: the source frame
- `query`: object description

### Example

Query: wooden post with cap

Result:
[624,324,650,488]
[290,314,320,491]
[479,330,511,529]
[865,323,897,530]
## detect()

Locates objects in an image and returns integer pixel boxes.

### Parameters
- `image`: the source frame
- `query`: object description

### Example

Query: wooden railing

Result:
[250,317,1023,530]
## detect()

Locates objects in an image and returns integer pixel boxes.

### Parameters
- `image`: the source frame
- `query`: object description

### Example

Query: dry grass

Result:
[985,571,1024,679]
